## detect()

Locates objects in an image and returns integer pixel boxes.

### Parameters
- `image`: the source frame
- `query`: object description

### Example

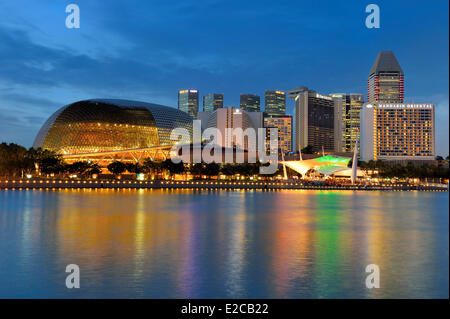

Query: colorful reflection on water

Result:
[0,189,448,298]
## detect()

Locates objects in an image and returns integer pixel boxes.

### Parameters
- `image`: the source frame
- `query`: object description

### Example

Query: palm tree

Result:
[125,162,143,174]
[107,161,126,177]
[163,159,185,177]
[220,164,236,180]
[142,159,164,179]
[204,163,220,178]
[189,163,204,179]
[301,145,314,154]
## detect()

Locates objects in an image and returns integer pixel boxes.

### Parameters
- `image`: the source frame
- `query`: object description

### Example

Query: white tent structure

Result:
[281,155,365,178]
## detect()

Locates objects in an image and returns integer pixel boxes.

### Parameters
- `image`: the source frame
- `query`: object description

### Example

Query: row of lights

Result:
[1,180,447,191]
[1,186,446,192]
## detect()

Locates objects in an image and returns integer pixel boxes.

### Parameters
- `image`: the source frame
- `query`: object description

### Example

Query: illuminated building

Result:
[178,89,199,118]
[367,51,404,103]
[288,87,335,152]
[360,103,435,162]
[203,93,224,112]
[198,106,263,151]
[33,99,193,163]
[240,94,260,112]
[265,90,286,116]
[264,115,292,154]
[281,155,365,177]
[331,93,364,153]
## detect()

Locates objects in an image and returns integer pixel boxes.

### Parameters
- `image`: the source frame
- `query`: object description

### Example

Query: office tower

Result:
[203,93,224,112]
[199,106,263,151]
[240,94,260,112]
[265,90,286,116]
[360,103,435,162]
[330,93,364,153]
[264,115,293,154]
[367,51,404,103]
[178,89,199,118]
[288,87,335,152]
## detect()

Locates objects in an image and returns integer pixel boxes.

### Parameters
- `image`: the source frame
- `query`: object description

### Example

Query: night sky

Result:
[0,0,448,155]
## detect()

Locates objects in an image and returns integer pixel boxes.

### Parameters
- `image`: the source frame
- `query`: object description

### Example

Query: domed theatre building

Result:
[33,99,193,165]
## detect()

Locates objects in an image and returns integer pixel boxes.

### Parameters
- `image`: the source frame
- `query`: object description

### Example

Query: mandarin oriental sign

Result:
[375,103,433,109]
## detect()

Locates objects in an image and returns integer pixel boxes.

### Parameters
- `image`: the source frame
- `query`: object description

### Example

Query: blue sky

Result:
[0,0,448,155]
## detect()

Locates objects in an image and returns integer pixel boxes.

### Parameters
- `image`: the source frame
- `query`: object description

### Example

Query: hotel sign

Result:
[315,93,332,100]
[375,103,434,109]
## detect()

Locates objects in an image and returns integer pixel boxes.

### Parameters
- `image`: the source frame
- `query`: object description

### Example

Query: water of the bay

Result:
[0,189,448,298]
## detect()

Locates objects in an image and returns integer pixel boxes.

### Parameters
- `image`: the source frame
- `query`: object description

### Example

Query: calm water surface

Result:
[0,189,448,298]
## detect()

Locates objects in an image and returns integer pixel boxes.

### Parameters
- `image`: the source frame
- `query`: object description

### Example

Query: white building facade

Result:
[198,106,263,151]
[360,103,435,162]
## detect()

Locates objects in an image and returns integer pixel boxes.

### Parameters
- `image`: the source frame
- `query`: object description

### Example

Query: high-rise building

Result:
[240,94,260,112]
[367,51,404,103]
[288,87,335,152]
[265,90,286,116]
[178,89,199,118]
[263,115,292,154]
[198,106,263,151]
[203,93,224,112]
[330,93,364,153]
[360,103,435,162]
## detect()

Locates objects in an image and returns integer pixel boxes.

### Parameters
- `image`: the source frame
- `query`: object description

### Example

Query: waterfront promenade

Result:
[0,179,447,192]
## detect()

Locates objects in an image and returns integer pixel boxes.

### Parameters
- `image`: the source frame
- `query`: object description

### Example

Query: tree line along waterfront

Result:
[0,142,449,183]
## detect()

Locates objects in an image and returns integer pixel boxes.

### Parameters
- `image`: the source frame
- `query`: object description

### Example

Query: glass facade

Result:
[307,95,334,152]
[203,93,224,112]
[240,94,260,112]
[264,115,292,154]
[367,51,404,103]
[33,99,193,155]
[289,87,335,152]
[368,72,404,103]
[178,89,199,118]
[265,90,286,116]
[331,93,364,153]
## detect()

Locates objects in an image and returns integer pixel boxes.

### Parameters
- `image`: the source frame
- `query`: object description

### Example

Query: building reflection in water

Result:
[0,189,447,298]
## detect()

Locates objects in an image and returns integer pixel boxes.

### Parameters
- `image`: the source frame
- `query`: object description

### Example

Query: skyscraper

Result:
[264,115,292,154]
[367,51,404,103]
[203,93,224,112]
[288,87,335,152]
[265,90,286,116]
[240,94,260,112]
[330,93,364,153]
[199,106,263,151]
[178,89,199,118]
[360,103,435,162]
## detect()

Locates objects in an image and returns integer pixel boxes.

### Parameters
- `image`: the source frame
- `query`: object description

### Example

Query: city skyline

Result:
[0,0,448,155]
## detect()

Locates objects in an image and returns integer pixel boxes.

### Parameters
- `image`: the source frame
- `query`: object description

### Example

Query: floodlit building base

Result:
[62,145,172,166]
